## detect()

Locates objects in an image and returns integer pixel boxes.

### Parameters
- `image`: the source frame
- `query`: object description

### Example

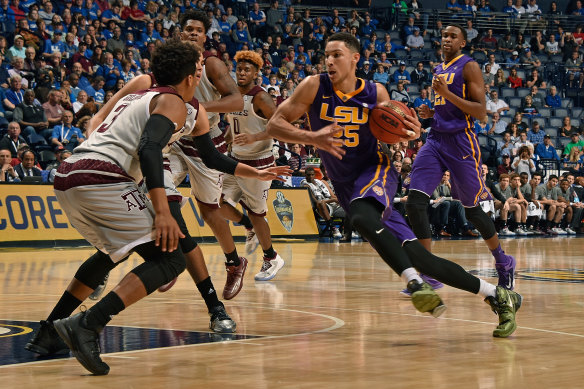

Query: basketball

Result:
[369,101,415,144]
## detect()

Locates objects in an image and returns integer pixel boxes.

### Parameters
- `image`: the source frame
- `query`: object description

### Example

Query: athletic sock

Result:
[490,244,507,263]
[225,249,240,266]
[263,245,276,260]
[47,291,82,322]
[400,267,423,284]
[196,276,221,311]
[239,214,253,230]
[84,292,125,332]
[478,279,497,298]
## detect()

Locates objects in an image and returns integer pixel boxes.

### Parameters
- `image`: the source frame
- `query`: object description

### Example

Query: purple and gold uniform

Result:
[306,74,416,243]
[409,54,491,206]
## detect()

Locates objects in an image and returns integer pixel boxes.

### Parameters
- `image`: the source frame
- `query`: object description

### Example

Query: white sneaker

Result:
[565,227,576,235]
[245,228,260,255]
[332,227,342,239]
[351,231,361,239]
[515,227,528,235]
[553,227,568,235]
[254,254,285,281]
[499,227,516,236]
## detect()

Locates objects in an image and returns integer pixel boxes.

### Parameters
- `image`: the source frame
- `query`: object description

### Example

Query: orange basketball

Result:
[369,101,415,144]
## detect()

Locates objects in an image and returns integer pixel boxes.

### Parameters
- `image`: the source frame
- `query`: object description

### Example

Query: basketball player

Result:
[220,50,284,281]
[33,41,207,375]
[405,24,517,291]
[86,11,252,317]
[266,32,522,338]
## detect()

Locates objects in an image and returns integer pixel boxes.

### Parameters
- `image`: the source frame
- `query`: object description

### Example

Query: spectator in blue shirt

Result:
[43,30,65,55]
[413,88,432,110]
[95,52,121,90]
[545,85,562,108]
[373,64,389,85]
[527,120,545,145]
[535,135,560,160]
[140,21,162,47]
[392,61,411,84]
[50,110,84,151]
[474,116,491,135]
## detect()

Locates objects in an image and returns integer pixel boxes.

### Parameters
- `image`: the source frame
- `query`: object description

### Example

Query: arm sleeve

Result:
[192,133,238,175]
[138,114,175,190]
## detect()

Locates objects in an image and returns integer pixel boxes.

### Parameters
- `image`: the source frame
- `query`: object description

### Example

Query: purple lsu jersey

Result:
[432,54,474,134]
[306,74,380,184]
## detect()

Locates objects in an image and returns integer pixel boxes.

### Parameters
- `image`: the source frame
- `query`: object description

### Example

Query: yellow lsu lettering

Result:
[320,104,368,147]
[433,73,455,106]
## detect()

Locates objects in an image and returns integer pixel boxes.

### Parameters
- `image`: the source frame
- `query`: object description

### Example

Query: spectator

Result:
[559,116,578,137]
[498,154,514,175]
[0,148,20,182]
[42,30,65,56]
[493,173,525,235]
[526,85,546,108]
[13,89,48,139]
[562,147,582,173]
[413,88,432,113]
[535,135,560,161]
[490,112,508,135]
[486,90,509,117]
[6,34,25,61]
[14,149,42,180]
[564,50,583,88]
[232,19,252,51]
[302,166,345,239]
[483,53,500,75]
[536,175,567,234]
[406,138,423,159]
[49,110,84,151]
[287,143,307,175]
[392,61,411,84]
[521,95,539,117]
[506,50,521,68]
[498,32,515,53]
[545,33,559,55]
[514,131,533,150]
[86,76,105,104]
[480,28,498,53]
[373,63,389,85]
[429,170,478,237]
[474,115,490,134]
[411,61,430,86]
[545,85,562,108]
[512,145,536,179]
[266,1,284,36]
[509,111,529,133]
[493,68,506,88]
[42,89,65,126]
[390,80,410,104]
[527,120,545,145]
[563,133,584,157]
[8,56,30,88]
[96,52,121,90]
[356,61,374,80]
[526,69,546,89]
[507,66,523,88]
[106,24,125,53]
[558,178,582,234]
[483,63,494,86]
[406,27,424,50]
[3,74,26,118]
[0,121,27,157]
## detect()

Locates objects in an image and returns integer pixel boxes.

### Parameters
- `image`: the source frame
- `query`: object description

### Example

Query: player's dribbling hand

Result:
[258,165,293,182]
[154,213,185,252]
[313,121,346,160]
[402,107,422,140]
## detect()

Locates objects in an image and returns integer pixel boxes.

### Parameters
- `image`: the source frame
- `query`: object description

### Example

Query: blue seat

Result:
[554,108,568,117]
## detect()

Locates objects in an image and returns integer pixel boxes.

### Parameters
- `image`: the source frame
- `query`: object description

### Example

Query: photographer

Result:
[49,110,84,151]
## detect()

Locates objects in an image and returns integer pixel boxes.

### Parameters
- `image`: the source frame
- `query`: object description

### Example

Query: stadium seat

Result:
[500,87,515,98]
[544,127,558,137]
[554,108,568,117]
[538,107,552,117]
[549,117,563,127]
[516,88,530,97]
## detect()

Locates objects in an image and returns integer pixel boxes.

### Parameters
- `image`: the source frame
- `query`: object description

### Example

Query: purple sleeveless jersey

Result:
[306,74,417,244]
[432,54,474,134]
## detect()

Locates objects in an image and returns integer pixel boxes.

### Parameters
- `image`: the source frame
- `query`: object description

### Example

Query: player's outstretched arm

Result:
[433,61,486,120]
[88,74,153,135]
[267,75,345,159]
[234,90,277,145]
[202,56,243,113]
[141,94,187,252]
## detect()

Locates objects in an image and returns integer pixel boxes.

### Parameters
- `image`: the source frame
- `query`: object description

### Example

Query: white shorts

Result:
[222,173,271,215]
[56,181,155,263]
[168,147,223,208]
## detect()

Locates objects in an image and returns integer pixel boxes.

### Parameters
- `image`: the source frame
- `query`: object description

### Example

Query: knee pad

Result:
[133,242,186,294]
[74,251,117,289]
[405,190,432,239]
[464,205,496,240]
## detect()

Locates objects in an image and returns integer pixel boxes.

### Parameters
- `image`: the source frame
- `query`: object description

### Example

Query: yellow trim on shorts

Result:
[464,127,485,206]
[381,153,391,205]
[360,151,383,195]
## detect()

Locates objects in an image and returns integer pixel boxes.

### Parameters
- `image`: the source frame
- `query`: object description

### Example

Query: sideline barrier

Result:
[0,185,318,247]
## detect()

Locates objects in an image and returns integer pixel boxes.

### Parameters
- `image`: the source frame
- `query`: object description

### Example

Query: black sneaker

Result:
[53,312,110,375]
[25,320,70,356]
[209,304,236,333]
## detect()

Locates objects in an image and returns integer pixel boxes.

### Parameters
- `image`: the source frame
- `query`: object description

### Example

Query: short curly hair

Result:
[151,39,201,87]
[179,9,211,33]
[234,50,263,70]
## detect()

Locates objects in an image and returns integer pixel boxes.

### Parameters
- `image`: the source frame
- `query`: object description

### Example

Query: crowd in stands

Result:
[0,0,582,235]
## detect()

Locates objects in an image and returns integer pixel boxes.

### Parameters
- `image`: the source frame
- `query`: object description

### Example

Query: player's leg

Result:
[53,241,187,375]
[221,174,258,254]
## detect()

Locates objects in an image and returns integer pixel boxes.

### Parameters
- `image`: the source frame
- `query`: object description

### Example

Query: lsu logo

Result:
[273,191,293,232]
[319,103,369,148]
[433,73,455,106]
[480,192,489,200]
[372,185,384,196]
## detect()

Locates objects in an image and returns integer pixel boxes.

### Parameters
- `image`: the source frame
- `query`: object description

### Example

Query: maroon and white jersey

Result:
[194,64,221,136]
[225,86,273,162]
[74,88,196,182]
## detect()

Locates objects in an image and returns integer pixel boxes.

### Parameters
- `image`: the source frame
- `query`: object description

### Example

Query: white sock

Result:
[478,279,497,298]
[401,268,423,284]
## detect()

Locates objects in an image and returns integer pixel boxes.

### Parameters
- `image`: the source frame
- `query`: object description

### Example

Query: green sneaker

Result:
[407,280,447,318]
[484,286,523,338]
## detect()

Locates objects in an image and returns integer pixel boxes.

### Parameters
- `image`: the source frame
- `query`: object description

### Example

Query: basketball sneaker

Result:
[484,286,523,338]
[209,304,236,333]
[223,257,248,300]
[499,227,515,236]
[25,320,70,356]
[406,279,447,318]
[158,277,177,292]
[254,254,285,281]
[400,274,443,297]
[245,228,260,255]
[88,273,109,300]
[53,312,110,375]
[495,254,516,290]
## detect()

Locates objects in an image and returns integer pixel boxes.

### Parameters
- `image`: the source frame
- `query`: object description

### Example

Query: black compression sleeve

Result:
[138,114,175,190]
[193,133,238,175]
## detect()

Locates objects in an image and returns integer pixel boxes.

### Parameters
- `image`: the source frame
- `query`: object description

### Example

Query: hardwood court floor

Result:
[1,237,584,388]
